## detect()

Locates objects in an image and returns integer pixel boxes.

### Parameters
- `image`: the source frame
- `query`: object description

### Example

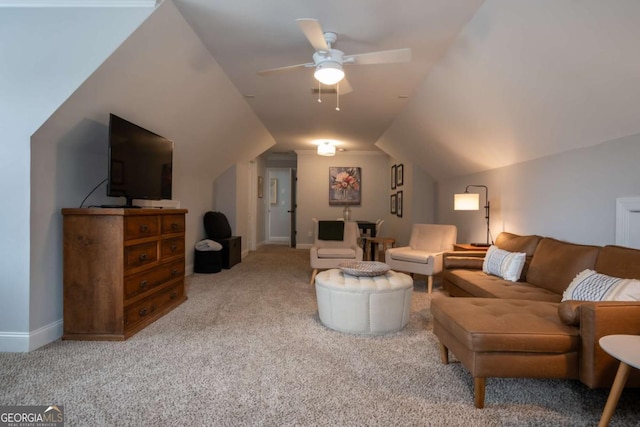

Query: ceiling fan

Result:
[258,18,412,94]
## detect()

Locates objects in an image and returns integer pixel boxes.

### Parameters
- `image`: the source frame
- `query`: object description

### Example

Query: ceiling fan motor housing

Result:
[313,49,344,66]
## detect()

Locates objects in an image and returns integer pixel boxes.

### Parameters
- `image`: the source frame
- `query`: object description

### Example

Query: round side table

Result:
[597,334,640,427]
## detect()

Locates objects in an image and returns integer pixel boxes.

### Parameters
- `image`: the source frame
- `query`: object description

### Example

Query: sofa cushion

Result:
[482,245,526,282]
[596,245,640,279]
[526,238,600,294]
[431,296,579,353]
[494,232,543,280]
[445,269,562,302]
[562,269,640,301]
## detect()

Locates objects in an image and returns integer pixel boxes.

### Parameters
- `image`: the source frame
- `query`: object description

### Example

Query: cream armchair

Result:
[385,224,457,293]
[310,220,363,284]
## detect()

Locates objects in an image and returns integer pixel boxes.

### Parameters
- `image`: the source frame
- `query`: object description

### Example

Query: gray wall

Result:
[0,6,153,351]
[3,1,274,352]
[296,151,390,247]
[438,133,640,246]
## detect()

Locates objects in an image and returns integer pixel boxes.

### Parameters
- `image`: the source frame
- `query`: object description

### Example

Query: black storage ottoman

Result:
[213,236,241,269]
[194,248,222,273]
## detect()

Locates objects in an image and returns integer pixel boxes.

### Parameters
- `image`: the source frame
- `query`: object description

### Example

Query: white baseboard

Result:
[0,319,63,353]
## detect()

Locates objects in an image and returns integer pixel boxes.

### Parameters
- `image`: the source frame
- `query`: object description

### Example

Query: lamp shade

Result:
[317,142,336,156]
[454,193,479,210]
[314,61,345,85]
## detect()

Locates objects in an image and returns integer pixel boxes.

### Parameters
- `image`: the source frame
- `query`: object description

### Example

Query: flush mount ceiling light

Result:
[317,141,336,156]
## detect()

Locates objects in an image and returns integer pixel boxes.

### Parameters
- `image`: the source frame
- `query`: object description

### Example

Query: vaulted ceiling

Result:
[175,0,640,179]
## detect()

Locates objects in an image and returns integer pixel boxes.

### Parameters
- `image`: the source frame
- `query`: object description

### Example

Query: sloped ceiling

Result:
[376,0,640,179]
[173,0,484,154]
[173,0,640,180]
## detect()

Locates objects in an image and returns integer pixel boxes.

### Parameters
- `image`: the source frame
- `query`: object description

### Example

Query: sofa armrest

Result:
[578,301,640,388]
[557,300,584,326]
[443,251,486,270]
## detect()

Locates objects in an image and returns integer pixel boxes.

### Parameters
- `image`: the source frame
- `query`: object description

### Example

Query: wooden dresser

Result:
[61,208,188,340]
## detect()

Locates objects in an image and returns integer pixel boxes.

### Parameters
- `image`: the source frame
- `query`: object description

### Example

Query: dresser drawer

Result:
[162,214,185,234]
[125,216,159,240]
[161,237,185,260]
[124,260,184,300]
[124,282,184,328]
[124,241,158,270]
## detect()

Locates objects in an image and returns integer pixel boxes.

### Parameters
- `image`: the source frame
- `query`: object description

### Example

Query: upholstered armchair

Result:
[310,220,363,284]
[385,224,457,293]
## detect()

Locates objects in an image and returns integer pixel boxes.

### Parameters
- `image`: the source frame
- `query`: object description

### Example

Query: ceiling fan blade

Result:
[345,48,412,65]
[338,78,353,95]
[258,62,314,76]
[296,18,329,51]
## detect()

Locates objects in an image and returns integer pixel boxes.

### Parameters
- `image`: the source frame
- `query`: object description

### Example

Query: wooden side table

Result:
[597,335,640,427]
[453,243,490,252]
[364,237,396,261]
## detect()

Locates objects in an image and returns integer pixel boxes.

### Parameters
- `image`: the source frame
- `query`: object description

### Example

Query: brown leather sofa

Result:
[431,232,640,408]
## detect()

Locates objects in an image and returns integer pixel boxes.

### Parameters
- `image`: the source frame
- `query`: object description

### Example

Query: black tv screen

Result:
[107,114,173,207]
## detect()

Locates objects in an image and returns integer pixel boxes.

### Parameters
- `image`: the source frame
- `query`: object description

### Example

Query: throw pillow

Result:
[482,245,526,282]
[562,269,640,302]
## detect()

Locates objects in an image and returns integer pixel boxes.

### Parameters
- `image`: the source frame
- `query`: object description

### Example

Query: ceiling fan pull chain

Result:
[336,82,340,111]
[318,81,322,103]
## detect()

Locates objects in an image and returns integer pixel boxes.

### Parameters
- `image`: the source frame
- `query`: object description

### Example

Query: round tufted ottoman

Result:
[315,268,413,335]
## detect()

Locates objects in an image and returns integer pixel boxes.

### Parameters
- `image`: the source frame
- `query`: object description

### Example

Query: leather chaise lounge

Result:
[431,232,640,408]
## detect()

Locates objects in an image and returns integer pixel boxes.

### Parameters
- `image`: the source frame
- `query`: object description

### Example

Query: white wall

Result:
[0,6,153,351]
[438,132,640,246]
[22,0,274,351]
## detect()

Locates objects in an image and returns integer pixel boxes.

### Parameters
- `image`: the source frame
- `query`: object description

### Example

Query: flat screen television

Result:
[106,113,173,207]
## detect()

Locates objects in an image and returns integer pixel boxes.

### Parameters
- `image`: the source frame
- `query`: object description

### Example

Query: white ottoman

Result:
[315,268,413,335]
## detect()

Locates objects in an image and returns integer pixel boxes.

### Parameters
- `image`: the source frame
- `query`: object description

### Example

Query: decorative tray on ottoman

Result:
[339,261,390,277]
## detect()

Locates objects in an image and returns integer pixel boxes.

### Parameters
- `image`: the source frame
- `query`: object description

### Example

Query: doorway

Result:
[267,168,297,246]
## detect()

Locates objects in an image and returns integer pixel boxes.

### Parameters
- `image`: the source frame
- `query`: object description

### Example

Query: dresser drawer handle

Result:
[140,224,149,233]
[170,244,178,252]
[139,280,148,289]
[171,269,179,276]
[171,223,179,230]
[170,291,177,300]
[139,253,148,261]
[139,308,148,316]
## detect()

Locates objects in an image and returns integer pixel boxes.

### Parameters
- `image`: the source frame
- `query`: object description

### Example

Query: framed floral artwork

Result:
[390,193,397,214]
[397,164,404,187]
[397,190,403,217]
[329,167,361,205]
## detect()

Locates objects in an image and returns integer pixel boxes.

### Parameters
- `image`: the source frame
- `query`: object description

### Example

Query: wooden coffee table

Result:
[597,335,640,427]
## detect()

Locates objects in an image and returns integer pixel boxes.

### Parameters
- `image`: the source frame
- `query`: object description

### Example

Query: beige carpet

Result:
[1,245,639,426]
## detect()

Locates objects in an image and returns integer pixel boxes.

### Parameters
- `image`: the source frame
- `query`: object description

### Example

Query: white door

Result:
[267,168,291,244]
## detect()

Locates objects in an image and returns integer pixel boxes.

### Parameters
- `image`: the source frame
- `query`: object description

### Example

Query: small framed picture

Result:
[397,191,403,218]
[397,164,404,187]
[391,165,397,190]
[390,193,397,214]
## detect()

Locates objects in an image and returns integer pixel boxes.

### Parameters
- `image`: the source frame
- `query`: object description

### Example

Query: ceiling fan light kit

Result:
[314,61,344,85]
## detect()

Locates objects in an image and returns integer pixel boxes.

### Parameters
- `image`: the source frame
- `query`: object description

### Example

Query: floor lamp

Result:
[454,184,493,246]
